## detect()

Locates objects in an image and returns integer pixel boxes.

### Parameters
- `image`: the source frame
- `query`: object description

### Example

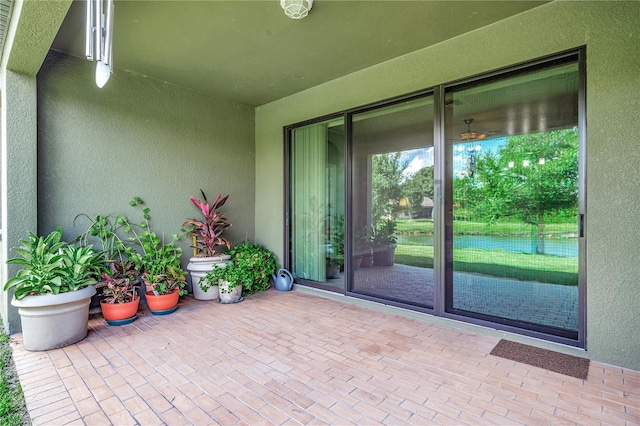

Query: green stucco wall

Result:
[0,71,38,333]
[255,1,640,370]
[0,0,71,335]
[37,52,255,276]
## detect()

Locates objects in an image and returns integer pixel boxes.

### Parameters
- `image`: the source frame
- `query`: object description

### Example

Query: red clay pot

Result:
[100,296,140,321]
[145,289,179,312]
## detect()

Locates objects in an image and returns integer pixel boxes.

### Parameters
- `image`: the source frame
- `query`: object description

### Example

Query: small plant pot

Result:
[219,280,243,304]
[145,289,179,314]
[100,296,140,324]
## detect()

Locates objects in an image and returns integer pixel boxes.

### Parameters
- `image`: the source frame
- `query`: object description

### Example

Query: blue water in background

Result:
[397,234,578,257]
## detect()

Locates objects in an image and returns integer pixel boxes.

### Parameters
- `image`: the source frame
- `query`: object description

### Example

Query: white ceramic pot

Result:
[219,280,243,304]
[187,255,232,300]
[12,285,96,351]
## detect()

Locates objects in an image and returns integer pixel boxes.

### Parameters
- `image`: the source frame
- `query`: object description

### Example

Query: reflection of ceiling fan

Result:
[444,98,462,108]
[460,118,486,141]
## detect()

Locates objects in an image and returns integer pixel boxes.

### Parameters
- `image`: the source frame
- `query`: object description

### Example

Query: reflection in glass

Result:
[351,96,435,308]
[445,60,580,337]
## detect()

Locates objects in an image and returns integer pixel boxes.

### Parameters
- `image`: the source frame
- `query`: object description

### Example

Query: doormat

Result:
[490,339,589,380]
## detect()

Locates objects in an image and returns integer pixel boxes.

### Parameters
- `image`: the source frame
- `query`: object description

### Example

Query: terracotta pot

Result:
[100,296,140,321]
[145,289,179,313]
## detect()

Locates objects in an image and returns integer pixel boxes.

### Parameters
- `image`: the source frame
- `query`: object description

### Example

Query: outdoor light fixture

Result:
[460,118,486,141]
[281,0,313,19]
[86,0,114,88]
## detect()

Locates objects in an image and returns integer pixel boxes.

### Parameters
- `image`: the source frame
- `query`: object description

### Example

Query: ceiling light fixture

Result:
[85,0,114,88]
[281,0,313,19]
[460,118,486,141]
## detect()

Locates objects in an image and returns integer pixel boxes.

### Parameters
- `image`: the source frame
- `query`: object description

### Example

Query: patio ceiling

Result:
[51,1,549,107]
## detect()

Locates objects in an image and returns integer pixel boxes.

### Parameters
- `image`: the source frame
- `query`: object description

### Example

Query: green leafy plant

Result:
[123,197,187,296]
[204,263,249,295]
[61,244,105,290]
[142,265,187,296]
[354,225,372,255]
[204,241,277,296]
[326,214,345,268]
[75,198,187,297]
[75,212,145,306]
[75,213,128,266]
[182,190,231,257]
[4,228,104,300]
[371,219,398,246]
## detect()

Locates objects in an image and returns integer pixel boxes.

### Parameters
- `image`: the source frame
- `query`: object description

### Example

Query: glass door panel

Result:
[289,118,345,290]
[350,95,435,308]
[444,59,580,338]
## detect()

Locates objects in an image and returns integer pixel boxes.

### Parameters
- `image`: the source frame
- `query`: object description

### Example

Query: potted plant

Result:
[142,265,187,314]
[123,197,187,314]
[204,262,245,303]
[326,214,344,279]
[204,241,277,303]
[75,212,139,309]
[98,262,140,325]
[182,190,232,300]
[4,228,103,351]
[371,219,398,266]
[353,226,372,269]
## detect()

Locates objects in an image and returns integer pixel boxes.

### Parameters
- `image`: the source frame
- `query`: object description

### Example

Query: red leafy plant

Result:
[182,190,231,257]
[99,262,140,304]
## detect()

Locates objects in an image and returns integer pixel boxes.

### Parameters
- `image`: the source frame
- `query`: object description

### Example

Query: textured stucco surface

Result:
[5,1,71,75]
[1,71,38,333]
[37,51,255,274]
[0,1,70,334]
[256,1,640,370]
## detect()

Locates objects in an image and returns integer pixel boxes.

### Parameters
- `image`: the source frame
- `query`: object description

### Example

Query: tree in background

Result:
[403,166,434,218]
[372,152,408,225]
[471,129,579,254]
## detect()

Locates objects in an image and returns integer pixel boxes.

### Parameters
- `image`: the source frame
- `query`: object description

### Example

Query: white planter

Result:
[187,255,232,300]
[219,280,243,304]
[11,285,96,351]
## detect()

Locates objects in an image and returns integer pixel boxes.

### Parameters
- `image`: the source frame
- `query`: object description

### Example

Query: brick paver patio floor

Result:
[9,289,640,425]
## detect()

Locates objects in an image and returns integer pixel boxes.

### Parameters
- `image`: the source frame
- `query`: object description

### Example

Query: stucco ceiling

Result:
[52,1,548,107]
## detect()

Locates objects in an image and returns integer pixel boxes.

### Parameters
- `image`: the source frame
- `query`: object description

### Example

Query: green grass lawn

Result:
[392,218,578,285]
[0,326,29,426]
[395,244,578,286]
[395,218,577,236]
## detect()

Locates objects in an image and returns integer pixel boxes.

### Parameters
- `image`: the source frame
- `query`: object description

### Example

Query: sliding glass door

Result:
[350,95,435,308]
[443,55,582,340]
[289,117,344,290]
[287,50,584,344]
